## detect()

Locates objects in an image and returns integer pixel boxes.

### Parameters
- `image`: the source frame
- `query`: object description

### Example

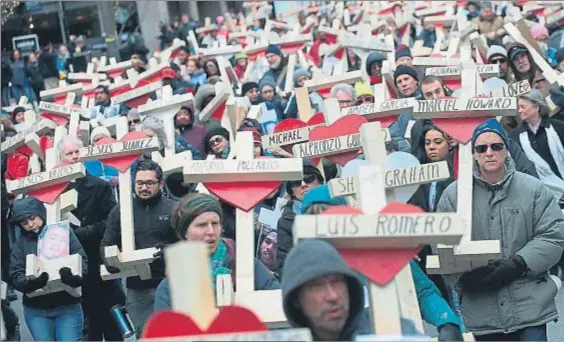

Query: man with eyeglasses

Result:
[487,45,512,84]
[56,135,126,341]
[437,119,564,341]
[330,84,357,109]
[101,159,179,336]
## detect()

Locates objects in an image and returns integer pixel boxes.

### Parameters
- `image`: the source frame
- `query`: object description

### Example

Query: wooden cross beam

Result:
[111,80,163,107]
[137,85,194,157]
[425,65,500,80]
[79,117,161,280]
[67,63,107,84]
[2,95,33,113]
[328,161,451,198]
[97,58,133,82]
[183,131,303,327]
[200,45,244,58]
[1,118,56,155]
[40,82,83,102]
[342,97,416,122]
[140,241,312,341]
[294,121,464,337]
[303,70,363,93]
[198,82,231,123]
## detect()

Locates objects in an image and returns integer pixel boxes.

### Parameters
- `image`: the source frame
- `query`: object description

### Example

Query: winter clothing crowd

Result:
[2,1,564,341]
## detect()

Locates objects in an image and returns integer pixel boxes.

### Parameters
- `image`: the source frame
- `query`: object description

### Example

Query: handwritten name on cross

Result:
[294,122,463,337]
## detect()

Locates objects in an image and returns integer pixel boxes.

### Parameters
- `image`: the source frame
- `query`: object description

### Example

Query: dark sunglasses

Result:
[290,173,318,187]
[474,143,505,153]
[490,58,506,64]
[128,119,140,125]
[208,136,224,146]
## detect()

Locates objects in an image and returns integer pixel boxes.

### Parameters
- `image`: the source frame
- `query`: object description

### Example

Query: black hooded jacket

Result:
[10,197,89,309]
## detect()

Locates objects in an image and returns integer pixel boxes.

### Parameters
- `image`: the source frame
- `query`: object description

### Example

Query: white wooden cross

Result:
[183,131,303,327]
[39,80,83,102]
[1,95,32,113]
[137,85,194,157]
[198,82,232,124]
[415,63,518,274]
[79,116,161,280]
[141,241,312,341]
[293,121,464,337]
[67,63,107,84]
[6,126,86,297]
[97,57,133,84]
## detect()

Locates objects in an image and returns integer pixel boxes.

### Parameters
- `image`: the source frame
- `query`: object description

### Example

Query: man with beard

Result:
[507,43,539,86]
[261,44,298,91]
[257,229,278,275]
[174,105,207,156]
[487,45,512,84]
[56,135,125,341]
[100,160,179,336]
[90,85,123,119]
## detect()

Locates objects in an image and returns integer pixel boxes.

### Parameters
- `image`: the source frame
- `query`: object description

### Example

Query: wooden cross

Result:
[6,125,86,297]
[416,64,517,274]
[137,85,194,157]
[342,97,416,122]
[293,121,464,337]
[79,117,161,280]
[40,82,84,105]
[67,63,107,84]
[2,95,32,113]
[183,131,303,327]
[141,241,312,341]
[97,57,133,83]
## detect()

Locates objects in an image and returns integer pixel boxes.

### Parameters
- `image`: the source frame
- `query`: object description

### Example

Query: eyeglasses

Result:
[208,136,224,146]
[490,58,507,64]
[128,119,140,126]
[135,180,159,187]
[474,143,505,153]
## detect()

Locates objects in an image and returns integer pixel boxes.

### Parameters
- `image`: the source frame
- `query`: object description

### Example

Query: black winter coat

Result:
[66,175,116,283]
[276,204,295,276]
[100,191,179,290]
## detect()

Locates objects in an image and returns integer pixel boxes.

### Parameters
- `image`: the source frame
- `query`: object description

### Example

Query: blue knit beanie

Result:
[301,184,348,214]
[265,44,283,57]
[394,65,418,85]
[471,118,508,149]
[395,44,412,61]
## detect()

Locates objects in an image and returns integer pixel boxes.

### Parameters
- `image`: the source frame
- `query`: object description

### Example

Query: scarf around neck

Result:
[210,239,231,287]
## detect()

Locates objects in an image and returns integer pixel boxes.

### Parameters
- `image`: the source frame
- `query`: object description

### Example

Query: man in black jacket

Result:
[100,159,178,336]
[57,135,125,341]
[38,43,59,90]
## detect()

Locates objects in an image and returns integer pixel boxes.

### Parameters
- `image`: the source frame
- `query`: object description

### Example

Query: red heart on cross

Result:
[96,131,150,172]
[433,117,490,144]
[28,182,69,204]
[308,114,367,166]
[273,113,325,155]
[27,161,74,204]
[41,113,69,126]
[142,305,267,339]
[324,203,422,286]
[204,156,282,212]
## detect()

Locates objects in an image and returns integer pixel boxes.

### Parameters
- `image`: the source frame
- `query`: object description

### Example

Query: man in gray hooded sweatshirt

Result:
[282,239,421,340]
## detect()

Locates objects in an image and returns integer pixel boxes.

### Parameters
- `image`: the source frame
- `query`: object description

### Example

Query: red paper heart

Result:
[433,116,490,144]
[369,115,397,128]
[273,113,325,156]
[97,131,149,172]
[280,43,306,55]
[108,69,125,80]
[211,101,227,121]
[143,305,267,339]
[308,114,367,166]
[40,113,69,126]
[28,182,69,204]
[324,203,422,286]
[317,88,331,99]
[204,157,281,212]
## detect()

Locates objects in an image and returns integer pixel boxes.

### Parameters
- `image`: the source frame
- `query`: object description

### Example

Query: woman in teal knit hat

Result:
[153,193,280,311]
[296,185,465,341]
